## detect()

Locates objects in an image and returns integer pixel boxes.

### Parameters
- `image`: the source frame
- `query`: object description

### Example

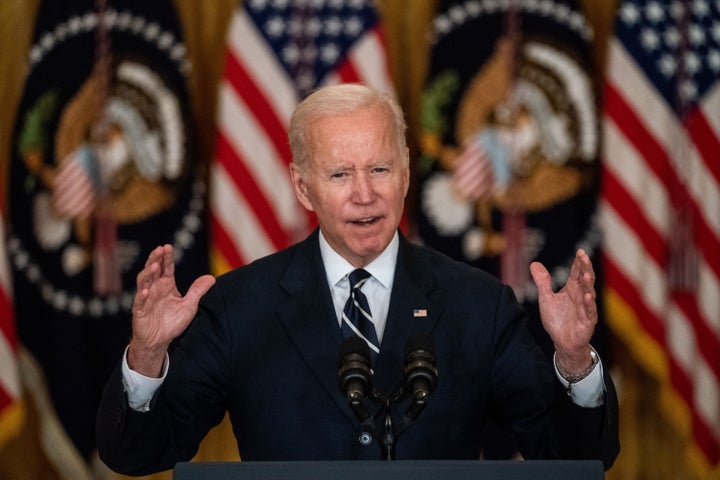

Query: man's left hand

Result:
[530,248,598,375]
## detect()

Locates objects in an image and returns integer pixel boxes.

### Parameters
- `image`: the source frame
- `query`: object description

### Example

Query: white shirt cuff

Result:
[553,354,605,408]
[121,346,169,412]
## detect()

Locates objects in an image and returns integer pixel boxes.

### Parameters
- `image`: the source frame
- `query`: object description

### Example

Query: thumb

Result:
[530,262,552,299]
[184,274,216,307]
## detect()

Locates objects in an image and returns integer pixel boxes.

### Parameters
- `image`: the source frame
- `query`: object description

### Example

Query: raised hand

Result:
[128,244,216,377]
[529,249,598,375]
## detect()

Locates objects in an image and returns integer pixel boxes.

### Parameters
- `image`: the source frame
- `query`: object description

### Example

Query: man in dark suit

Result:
[96,83,619,476]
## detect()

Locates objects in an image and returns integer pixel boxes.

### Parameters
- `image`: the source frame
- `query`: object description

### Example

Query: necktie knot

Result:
[349,269,371,290]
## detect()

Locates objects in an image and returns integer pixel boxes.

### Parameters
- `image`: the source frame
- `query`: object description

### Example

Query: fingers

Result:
[184,275,216,307]
[573,249,597,302]
[161,244,175,278]
[529,261,552,298]
[134,245,174,313]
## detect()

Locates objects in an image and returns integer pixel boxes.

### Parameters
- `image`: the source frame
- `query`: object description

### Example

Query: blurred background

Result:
[0,0,718,479]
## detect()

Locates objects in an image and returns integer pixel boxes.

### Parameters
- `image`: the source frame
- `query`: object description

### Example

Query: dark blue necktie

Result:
[341,269,380,357]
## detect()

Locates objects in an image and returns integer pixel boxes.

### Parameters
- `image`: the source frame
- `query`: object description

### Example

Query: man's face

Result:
[290,106,409,267]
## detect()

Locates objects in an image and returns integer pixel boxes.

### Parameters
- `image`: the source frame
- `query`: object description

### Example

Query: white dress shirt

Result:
[319,229,397,344]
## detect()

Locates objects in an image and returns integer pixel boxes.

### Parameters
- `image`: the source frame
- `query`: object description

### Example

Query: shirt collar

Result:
[319,230,398,290]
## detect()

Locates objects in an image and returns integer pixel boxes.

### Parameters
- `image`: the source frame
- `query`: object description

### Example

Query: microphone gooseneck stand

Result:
[338,335,438,461]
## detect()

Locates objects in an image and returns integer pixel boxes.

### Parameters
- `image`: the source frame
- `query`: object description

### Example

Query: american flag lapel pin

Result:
[413,309,427,318]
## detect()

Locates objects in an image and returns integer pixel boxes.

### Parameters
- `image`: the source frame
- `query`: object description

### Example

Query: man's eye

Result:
[372,167,389,173]
[331,172,347,179]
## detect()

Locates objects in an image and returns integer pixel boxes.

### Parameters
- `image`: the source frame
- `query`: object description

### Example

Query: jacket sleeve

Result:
[488,284,620,470]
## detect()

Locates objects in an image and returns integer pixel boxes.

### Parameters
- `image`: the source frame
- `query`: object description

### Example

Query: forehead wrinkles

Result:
[306,109,402,171]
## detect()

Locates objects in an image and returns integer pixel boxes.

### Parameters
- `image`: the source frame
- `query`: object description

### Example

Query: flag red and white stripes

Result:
[210,1,395,273]
[600,0,720,474]
[0,203,22,447]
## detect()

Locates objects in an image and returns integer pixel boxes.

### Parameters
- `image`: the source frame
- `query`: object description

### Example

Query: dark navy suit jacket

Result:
[96,230,619,475]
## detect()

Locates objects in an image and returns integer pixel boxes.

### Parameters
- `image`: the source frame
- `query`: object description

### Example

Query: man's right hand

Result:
[128,244,216,377]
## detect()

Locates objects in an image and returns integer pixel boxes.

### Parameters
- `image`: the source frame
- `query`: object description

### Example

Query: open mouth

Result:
[352,217,380,225]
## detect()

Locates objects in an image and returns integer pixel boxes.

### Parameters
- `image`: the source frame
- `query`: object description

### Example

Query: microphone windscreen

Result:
[404,334,435,358]
[339,335,371,365]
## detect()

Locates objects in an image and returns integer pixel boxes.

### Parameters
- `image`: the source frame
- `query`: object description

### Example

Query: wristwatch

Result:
[556,346,599,384]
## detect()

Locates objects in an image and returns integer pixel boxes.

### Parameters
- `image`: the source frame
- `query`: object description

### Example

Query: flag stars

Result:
[144,22,160,41]
[645,1,666,23]
[103,10,118,28]
[713,21,720,42]
[265,15,286,38]
[641,27,661,50]
[708,49,720,71]
[296,71,315,92]
[306,17,323,36]
[55,23,69,41]
[282,44,300,65]
[287,16,303,36]
[116,12,132,30]
[40,32,55,50]
[539,0,554,15]
[620,3,640,26]
[664,26,680,48]
[320,43,340,64]
[680,79,698,101]
[158,32,175,50]
[82,12,98,30]
[670,1,686,21]
[344,16,363,36]
[689,23,706,45]
[556,4,570,21]
[569,11,585,33]
[130,17,146,34]
[324,16,343,36]
[449,5,468,24]
[68,15,84,33]
[466,1,482,17]
[684,51,701,74]
[692,0,710,17]
[658,54,678,77]
[433,16,452,37]
[248,0,269,12]
[301,45,318,62]
[26,264,41,283]
[430,0,591,46]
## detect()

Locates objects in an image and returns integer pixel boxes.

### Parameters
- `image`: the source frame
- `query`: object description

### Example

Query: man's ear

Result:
[402,148,410,197]
[290,163,315,212]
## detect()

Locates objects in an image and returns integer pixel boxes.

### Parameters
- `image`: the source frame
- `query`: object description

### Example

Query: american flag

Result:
[600,0,720,474]
[210,0,395,273]
[0,203,22,447]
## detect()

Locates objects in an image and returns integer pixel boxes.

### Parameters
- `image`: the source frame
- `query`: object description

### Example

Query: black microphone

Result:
[403,334,438,422]
[338,336,374,422]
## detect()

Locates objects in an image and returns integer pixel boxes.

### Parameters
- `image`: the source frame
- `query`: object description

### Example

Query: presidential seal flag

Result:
[600,0,720,476]
[7,0,207,471]
[416,0,600,336]
[211,0,395,273]
[414,0,601,456]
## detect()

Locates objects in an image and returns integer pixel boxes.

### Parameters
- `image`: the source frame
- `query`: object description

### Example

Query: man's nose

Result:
[352,174,374,202]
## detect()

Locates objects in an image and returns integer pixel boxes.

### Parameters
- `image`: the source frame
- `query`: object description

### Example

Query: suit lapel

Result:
[373,236,443,396]
[275,231,354,422]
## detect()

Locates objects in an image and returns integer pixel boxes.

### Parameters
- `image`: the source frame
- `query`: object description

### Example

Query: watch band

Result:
[556,346,599,384]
